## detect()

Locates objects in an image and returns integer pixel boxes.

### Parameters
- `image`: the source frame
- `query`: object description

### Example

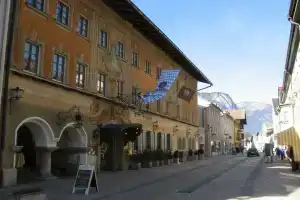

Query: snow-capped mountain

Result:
[198,92,238,110]
[237,101,272,133]
[198,92,272,134]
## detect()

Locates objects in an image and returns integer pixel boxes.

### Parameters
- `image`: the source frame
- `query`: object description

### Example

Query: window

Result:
[116,41,124,58]
[55,1,70,26]
[52,53,66,82]
[157,100,161,112]
[24,41,40,74]
[100,30,108,49]
[97,73,106,95]
[75,63,85,88]
[145,60,151,74]
[166,134,171,150]
[116,81,123,97]
[157,132,162,150]
[156,67,162,79]
[27,0,44,11]
[132,87,138,105]
[77,16,88,37]
[146,131,151,149]
[132,51,139,67]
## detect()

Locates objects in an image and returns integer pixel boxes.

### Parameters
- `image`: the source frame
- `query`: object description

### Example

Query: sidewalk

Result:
[250,160,300,199]
[0,155,241,200]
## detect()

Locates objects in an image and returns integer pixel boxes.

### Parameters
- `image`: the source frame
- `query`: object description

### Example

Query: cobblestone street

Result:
[2,155,300,200]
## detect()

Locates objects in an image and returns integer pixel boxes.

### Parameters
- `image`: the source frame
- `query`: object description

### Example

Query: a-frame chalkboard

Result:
[72,165,99,195]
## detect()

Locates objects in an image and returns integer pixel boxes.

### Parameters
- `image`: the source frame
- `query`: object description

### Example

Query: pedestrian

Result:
[173,150,180,164]
[280,147,285,160]
[275,147,280,161]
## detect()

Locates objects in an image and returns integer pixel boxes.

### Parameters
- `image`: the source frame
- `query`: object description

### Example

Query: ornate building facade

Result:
[1,0,211,186]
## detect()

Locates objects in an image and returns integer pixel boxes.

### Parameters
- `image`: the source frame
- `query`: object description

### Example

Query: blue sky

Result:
[132,0,291,104]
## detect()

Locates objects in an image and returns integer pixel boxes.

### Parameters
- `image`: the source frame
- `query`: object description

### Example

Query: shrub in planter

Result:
[173,150,179,163]
[197,149,205,160]
[187,149,195,161]
[140,149,153,168]
[152,149,162,167]
[128,151,142,170]
[178,151,185,162]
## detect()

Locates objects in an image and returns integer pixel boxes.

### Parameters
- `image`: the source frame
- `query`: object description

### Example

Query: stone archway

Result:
[51,122,88,177]
[14,117,56,183]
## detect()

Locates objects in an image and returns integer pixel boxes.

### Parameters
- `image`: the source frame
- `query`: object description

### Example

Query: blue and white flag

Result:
[140,69,180,103]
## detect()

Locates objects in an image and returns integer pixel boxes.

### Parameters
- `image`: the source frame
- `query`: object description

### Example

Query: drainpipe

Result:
[197,84,213,92]
[0,0,17,186]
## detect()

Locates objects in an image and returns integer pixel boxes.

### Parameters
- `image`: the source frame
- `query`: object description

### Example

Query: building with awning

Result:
[275,0,300,171]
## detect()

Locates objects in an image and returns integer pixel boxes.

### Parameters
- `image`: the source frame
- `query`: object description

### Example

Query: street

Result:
[1,155,300,200]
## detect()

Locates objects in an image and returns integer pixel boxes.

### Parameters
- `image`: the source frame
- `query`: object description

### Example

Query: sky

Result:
[132,0,291,104]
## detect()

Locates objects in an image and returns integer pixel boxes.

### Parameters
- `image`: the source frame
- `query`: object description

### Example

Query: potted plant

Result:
[198,149,204,160]
[173,150,179,163]
[141,149,153,168]
[165,150,173,165]
[157,149,164,166]
[152,150,160,167]
[128,151,142,170]
[187,149,195,161]
[179,150,185,162]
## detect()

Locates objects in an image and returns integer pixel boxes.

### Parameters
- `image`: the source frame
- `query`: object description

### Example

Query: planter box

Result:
[198,154,204,160]
[187,156,195,161]
[128,162,142,170]
[164,159,172,165]
[152,160,159,167]
[142,161,152,168]
[159,160,164,166]
[179,156,186,163]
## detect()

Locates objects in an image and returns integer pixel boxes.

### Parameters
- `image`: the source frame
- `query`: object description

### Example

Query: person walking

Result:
[275,147,281,161]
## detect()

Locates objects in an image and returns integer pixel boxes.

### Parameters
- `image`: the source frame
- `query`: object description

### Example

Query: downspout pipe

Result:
[0,0,17,186]
[197,84,213,92]
[288,17,300,26]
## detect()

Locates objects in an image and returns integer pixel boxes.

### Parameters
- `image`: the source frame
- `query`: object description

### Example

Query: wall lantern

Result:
[9,87,24,114]
[173,125,179,132]
[73,108,84,128]
[153,120,159,129]
[187,128,192,134]
[93,123,103,139]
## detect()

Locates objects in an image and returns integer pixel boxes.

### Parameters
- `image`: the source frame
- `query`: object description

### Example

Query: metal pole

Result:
[0,0,17,186]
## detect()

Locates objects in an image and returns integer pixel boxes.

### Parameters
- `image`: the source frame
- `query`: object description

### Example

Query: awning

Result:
[96,123,143,144]
[277,126,300,161]
[100,123,142,130]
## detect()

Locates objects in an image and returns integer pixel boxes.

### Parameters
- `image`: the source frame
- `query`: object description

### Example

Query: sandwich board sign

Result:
[72,164,99,195]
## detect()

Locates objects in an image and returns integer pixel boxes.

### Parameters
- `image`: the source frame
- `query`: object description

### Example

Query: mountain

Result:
[236,101,273,133]
[198,92,238,110]
[198,92,272,134]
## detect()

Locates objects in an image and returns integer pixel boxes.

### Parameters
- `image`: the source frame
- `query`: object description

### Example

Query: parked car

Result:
[247,148,259,157]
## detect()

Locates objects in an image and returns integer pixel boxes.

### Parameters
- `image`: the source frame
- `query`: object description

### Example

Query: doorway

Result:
[15,125,37,183]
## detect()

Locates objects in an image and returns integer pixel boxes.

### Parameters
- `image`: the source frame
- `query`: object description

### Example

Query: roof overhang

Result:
[288,0,300,24]
[282,0,300,103]
[102,0,212,85]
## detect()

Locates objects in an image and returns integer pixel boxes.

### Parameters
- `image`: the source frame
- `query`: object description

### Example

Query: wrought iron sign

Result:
[178,86,195,102]
[57,105,84,128]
